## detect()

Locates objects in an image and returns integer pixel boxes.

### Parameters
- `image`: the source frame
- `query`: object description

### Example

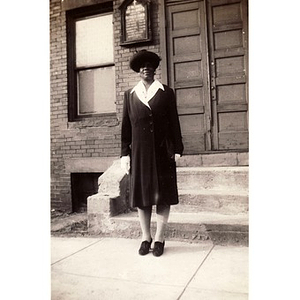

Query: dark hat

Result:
[129,50,161,72]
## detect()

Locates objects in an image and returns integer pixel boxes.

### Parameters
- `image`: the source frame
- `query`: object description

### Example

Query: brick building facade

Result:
[50,0,249,212]
[50,0,162,211]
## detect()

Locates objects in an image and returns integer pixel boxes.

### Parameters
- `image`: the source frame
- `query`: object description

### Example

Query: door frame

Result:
[206,0,249,151]
[159,0,248,153]
[159,0,213,153]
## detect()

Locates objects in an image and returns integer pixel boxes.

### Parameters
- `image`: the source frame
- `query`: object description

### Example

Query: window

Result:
[71,173,103,212]
[67,3,115,121]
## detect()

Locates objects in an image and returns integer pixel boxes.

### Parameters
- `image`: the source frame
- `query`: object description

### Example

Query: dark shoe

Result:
[138,238,152,255]
[153,241,165,257]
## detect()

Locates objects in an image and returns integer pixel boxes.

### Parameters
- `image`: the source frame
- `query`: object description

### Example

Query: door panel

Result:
[216,56,245,76]
[175,61,202,80]
[179,114,205,153]
[174,36,201,54]
[219,111,248,131]
[166,0,211,154]
[217,84,245,103]
[172,8,199,29]
[212,2,242,24]
[218,132,248,150]
[165,0,248,152]
[214,30,243,49]
[207,0,248,150]
[176,87,204,115]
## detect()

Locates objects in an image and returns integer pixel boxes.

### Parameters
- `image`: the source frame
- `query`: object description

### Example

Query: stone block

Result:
[177,167,249,191]
[87,159,130,234]
[177,155,202,167]
[202,153,238,167]
[176,192,249,214]
[237,152,249,166]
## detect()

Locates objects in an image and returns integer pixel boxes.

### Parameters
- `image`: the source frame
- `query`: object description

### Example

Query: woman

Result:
[121,50,184,257]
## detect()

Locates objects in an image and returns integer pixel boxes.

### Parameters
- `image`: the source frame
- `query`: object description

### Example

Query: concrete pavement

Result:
[51,237,248,300]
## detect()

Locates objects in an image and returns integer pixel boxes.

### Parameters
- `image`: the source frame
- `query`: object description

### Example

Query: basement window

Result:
[71,173,103,213]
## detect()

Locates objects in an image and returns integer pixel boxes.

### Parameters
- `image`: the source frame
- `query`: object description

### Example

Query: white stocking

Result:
[155,204,170,242]
[137,206,152,242]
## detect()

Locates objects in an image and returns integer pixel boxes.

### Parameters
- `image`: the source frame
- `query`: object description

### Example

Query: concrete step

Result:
[177,166,248,191]
[87,162,249,246]
[176,152,248,167]
[109,211,248,246]
[174,189,248,214]
[51,212,88,236]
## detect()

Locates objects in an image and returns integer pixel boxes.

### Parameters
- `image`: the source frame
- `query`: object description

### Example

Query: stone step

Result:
[87,161,249,246]
[177,166,248,191]
[176,153,248,167]
[108,211,248,246]
[51,212,88,236]
[174,189,248,214]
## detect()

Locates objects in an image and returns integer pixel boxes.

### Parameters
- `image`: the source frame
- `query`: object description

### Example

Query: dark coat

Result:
[121,84,184,208]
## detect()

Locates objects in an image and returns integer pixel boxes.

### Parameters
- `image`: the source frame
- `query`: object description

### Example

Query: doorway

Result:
[165,0,248,154]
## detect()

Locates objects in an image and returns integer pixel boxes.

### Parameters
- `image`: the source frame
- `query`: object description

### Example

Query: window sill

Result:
[68,112,119,129]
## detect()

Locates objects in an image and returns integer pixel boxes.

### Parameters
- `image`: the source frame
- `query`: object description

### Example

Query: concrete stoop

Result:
[51,212,88,236]
[87,156,249,246]
[105,211,248,246]
[174,190,248,213]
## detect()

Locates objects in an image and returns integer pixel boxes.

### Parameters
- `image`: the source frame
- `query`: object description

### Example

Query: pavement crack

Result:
[51,239,103,266]
[176,244,215,300]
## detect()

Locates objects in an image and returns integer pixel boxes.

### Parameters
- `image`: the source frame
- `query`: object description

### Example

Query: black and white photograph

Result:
[3,0,300,299]
[50,0,249,299]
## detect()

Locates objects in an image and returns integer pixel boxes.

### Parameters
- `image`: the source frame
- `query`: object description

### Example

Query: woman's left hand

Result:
[121,155,130,174]
[175,154,181,162]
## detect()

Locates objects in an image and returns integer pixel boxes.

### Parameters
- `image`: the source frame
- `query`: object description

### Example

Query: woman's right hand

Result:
[121,156,130,175]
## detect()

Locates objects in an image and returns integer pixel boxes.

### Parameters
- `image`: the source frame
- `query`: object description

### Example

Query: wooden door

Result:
[166,0,211,154]
[165,0,248,153]
[207,0,248,150]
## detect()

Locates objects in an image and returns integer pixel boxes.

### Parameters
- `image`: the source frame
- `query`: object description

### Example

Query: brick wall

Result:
[50,0,161,212]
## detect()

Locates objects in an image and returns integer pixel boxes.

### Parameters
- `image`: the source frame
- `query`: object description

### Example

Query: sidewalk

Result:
[51,237,248,300]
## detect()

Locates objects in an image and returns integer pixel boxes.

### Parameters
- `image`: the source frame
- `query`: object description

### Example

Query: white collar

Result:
[130,80,164,108]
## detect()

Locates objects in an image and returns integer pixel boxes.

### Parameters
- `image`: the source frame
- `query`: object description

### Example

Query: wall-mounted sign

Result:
[119,0,152,46]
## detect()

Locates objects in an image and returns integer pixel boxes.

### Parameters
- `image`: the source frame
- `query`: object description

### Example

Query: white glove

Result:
[175,154,181,162]
[121,156,130,175]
